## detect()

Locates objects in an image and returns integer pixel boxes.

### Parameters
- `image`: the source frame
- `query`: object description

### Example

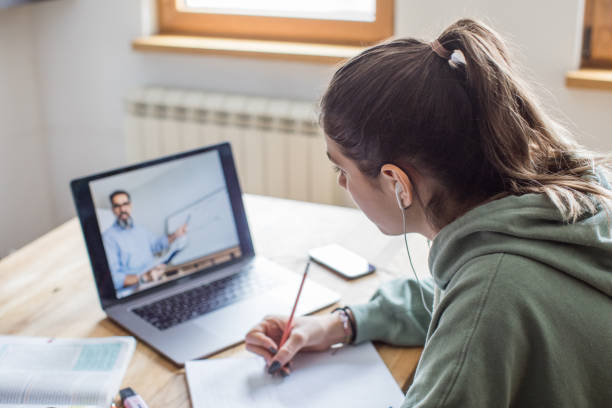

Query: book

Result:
[0,336,135,408]
[186,341,405,408]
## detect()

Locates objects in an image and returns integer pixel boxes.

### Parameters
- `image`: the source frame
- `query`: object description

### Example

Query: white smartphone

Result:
[308,244,375,280]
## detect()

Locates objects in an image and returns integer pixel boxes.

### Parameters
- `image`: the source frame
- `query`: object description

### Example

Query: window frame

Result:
[581,0,612,68]
[157,0,394,46]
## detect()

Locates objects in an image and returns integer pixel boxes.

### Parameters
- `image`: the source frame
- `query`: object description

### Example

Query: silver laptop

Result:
[71,142,339,365]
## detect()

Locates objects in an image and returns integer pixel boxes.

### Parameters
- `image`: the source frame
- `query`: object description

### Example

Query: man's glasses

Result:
[112,201,131,209]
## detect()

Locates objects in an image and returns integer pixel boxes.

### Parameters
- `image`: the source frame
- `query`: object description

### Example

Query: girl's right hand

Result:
[245,313,348,375]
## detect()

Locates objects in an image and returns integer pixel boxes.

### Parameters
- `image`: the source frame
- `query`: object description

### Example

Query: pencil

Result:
[278,261,310,348]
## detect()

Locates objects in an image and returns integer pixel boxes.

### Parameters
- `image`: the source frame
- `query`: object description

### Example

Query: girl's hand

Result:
[245,313,347,375]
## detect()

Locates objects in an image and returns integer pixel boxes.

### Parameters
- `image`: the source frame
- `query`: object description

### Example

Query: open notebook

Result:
[0,336,135,408]
[186,342,405,408]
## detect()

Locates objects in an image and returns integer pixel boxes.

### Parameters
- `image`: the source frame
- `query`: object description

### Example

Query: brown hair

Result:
[320,18,612,230]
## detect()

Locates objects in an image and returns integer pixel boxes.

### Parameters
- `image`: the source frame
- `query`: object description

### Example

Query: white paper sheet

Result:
[186,342,405,408]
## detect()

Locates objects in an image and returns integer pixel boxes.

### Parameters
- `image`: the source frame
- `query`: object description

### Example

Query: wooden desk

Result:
[0,195,427,406]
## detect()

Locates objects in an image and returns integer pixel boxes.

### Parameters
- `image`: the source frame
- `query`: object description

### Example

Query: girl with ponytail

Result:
[246,19,612,407]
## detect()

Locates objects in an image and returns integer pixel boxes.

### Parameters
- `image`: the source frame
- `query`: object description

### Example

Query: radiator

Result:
[124,86,352,207]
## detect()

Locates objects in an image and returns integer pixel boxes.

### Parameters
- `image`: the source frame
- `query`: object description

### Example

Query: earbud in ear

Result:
[395,183,404,209]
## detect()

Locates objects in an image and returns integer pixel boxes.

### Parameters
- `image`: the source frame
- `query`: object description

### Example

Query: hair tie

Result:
[431,39,452,60]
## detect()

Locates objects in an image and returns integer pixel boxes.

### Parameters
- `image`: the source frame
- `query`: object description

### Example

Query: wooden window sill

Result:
[132,35,366,63]
[565,69,612,91]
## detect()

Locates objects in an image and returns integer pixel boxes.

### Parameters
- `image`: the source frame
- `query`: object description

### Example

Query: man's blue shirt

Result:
[102,221,169,290]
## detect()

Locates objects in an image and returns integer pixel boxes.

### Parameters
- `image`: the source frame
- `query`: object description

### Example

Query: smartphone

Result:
[308,244,375,279]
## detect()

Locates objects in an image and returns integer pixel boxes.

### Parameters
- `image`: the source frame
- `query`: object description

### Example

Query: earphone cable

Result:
[402,207,433,318]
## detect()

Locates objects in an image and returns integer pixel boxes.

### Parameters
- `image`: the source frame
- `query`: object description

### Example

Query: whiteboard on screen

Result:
[165,186,239,265]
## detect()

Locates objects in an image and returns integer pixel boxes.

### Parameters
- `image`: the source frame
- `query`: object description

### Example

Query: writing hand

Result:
[245,314,347,376]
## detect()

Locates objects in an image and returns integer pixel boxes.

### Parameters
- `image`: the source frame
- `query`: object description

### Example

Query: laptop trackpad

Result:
[193,291,285,338]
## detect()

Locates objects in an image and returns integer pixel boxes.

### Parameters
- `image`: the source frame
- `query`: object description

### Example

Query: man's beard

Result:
[117,214,133,229]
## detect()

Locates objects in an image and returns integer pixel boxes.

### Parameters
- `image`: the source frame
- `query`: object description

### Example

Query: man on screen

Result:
[102,190,188,290]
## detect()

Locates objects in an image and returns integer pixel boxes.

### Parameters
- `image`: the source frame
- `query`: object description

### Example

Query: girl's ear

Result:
[381,164,413,209]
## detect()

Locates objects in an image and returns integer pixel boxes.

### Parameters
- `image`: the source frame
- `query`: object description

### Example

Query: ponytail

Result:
[321,18,612,228]
[436,19,611,222]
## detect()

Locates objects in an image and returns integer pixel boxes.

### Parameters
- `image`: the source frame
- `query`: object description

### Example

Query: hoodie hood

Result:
[429,175,612,298]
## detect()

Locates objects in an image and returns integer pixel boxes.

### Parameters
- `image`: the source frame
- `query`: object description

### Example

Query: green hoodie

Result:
[350,177,612,407]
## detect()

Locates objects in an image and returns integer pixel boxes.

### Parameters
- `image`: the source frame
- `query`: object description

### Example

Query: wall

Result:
[0,4,54,256]
[2,0,612,252]
[395,0,612,151]
[31,0,336,225]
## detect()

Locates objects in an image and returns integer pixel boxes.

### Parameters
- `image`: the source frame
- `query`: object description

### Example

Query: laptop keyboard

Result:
[132,269,276,331]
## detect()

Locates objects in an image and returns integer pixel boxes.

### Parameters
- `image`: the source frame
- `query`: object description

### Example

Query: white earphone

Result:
[395,182,404,209]
[395,182,433,318]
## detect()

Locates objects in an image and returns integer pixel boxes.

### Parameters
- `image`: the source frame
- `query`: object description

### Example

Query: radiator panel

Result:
[124,87,350,207]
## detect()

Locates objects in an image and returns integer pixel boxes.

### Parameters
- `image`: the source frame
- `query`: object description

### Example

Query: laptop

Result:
[71,142,339,365]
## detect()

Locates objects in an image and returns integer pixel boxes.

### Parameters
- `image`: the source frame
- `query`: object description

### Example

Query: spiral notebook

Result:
[186,341,405,408]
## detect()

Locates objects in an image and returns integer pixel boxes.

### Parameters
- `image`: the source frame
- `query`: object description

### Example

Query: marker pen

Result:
[119,387,149,408]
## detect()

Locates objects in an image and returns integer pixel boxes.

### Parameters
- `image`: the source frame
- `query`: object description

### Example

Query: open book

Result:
[0,336,135,408]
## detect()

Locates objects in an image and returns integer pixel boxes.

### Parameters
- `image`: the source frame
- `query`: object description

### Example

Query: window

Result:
[582,0,612,68]
[157,0,394,45]
[566,0,612,90]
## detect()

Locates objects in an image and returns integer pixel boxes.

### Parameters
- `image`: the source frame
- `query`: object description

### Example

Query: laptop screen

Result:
[72,143,253,305]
